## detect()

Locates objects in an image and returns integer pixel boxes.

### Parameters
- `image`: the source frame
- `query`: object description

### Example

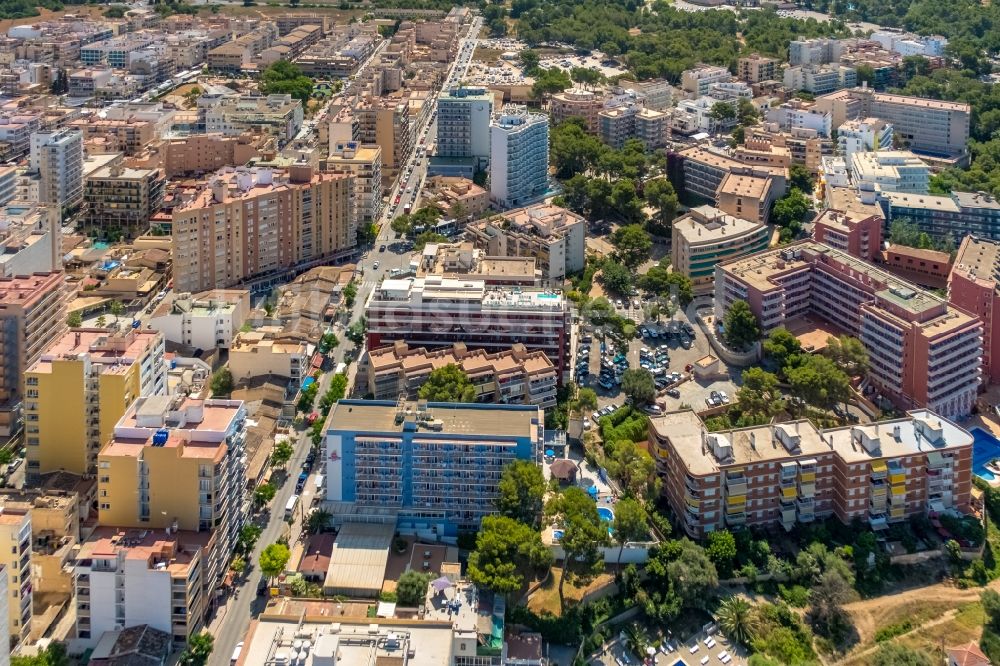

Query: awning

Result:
[927,451,945,468]
[871,460,887,473]
[311,353,324,369]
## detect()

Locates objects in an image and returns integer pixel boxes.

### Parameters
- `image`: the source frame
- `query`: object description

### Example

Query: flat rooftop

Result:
[674,205,765,244]
[77,525,213,577]
[322,522,394,597]
[368,342,555,378]
[325,400,541,440]
[954,236,1000,287]
[29,328,160,375]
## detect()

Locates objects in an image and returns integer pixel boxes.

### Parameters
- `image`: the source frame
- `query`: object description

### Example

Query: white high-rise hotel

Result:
[489,105,549,210]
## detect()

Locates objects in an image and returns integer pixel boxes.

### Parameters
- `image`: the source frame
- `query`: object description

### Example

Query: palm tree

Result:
[307,508,332,534]
[716,596,758,646]
[623,624,649,659]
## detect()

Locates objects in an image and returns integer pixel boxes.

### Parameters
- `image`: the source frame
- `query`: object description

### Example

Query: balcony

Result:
[726,473,748,495]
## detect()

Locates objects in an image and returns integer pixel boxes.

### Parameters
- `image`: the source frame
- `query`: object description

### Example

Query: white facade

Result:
[871,30,948,57]
[765,103,832,137]
[149,291,249,350]
[838,118,893,162]
[681,66,732,96]
[0,512,30,650]
[437,87,492,164]
[850,150,930,194]
[29,129,83,210]
[489,106,549,210]
[84,555,172,645]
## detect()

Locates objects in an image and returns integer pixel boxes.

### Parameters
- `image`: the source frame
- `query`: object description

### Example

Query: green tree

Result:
[707,530,738,576]
[347,318,366,346]
[531,67,572,99]
[230,555,246,573]
[611,497,648,563]
[417,364,476,402]
[709,101,737,122]
[496,459,547,527]
[599,259,633,296]
[575,387,598,413]
[110,300,125,323]
[621,368,655,406]
[260,60,314,105]
[320,332,339,353]
[638,264,693,305]
[0,449,12,466]
[788,164,815,194]
[787,355,850,410]
[762,327,803,372]
[824,335,869,376]
[570,66,603,86]
[737,98,760,126]
[67,311,82,327]
[343,281,358,308]
[96,314,107,328]
[605,440,656,499]
[178,632,214,666]
[622,624,651,659]
[298,381,318,412]
[611,224,652,268]
[391,214,413,236]
[210,368,234,397]
[737,367,785,418]
[545,487,609,611]
[717,596,758,646]
[238,523,262,553]
[771,189,813,233]
[396,570,431,606]
[11,644,69,666]
[723,300,760,350]
[871,643,934,666]
[270,439,294,468]
[519,49,540,73]
[644,178,679,235]
[550,120,605,179]
[983,589,1000,629]
[307,508,332,534]
[665,539,719,609]
[254,482,276,507]
[468,515,552,595]
[259,543,291,581]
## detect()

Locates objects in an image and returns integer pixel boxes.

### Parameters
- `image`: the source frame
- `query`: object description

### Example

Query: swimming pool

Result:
[552,529,564,541]
[971,427,1000,481]
[597,506,614,522]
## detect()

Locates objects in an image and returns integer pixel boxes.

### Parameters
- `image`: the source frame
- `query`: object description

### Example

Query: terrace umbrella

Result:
[545,449,555,457]
[431,576,453,592]
[587,485,598,498]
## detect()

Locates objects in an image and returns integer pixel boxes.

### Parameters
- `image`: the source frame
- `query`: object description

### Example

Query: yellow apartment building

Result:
[0,507,31,651]
[24,327,166,479]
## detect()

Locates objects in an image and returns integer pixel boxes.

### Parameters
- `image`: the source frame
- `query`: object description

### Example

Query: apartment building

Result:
[356,99,411,185]
[681,65,732,96]
[83,161,166,236]
[598,105,637,150]
[617,78,674,111]
[716,171,779,225]
[0,202,60,277]
[69,118,155,156]
[673,146,788,203]
[259,24,322,66]
[671,205,770,296]
[422,176,490,221]
[73,527,215,647]
[737,55,779,83]
[870,30,947,57]
[649,408,972,538]
[0,489,79,606]
[879,190,1000,242]
[765,101,833,137]
[229,327,310,383]
[838,117,893,162]
[29,129,83,210]
[789,38,845,66]
[148,290,250,351]
[0,114,41,159]
[816,87,970,160]
[882,245,953,290]
[136,134,263,178]
[366,276,571,379]
[714,241,983,418]
[437,87,492,165]
[549,87,603,133]
[204,95,303,143]
[465,203,585,287]
[489,105,549,210]
[324,400,543,534]
[811,208,883,262]
[207,25,278,72]
[849,150,930,194]
[784,65,857,95]
[949,236,1000,385]
[171,165,354,293]
[749,125,834,174]
[97,395,248,581]
[364,341,558,407]
[635,108,671,150]
[416,242,539,286]
[0,508,29,651]
[325,141,383,239]
[24,327,166,479]
[0,566,7,666]
[0,272,67,440]
[80,35,154,68]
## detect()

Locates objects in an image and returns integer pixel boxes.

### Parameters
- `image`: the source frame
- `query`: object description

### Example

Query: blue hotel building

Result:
[324,400,543,537]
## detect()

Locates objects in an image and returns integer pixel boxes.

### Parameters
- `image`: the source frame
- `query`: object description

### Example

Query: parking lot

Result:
[574,304,740,419]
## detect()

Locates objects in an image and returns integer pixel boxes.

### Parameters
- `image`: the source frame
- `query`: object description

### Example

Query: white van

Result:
[231,642,244,664]
[284,494,299,520]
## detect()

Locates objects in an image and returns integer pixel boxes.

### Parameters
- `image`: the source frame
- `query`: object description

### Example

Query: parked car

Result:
[666,388,681,399]
[719,391,730,404]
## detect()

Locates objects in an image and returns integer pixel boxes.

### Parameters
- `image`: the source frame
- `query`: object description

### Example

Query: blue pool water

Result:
[537,293,559,300]
[552,529,564,541]
[93,241,110,250]
[971,427,1000,481]
[597,506,614,522]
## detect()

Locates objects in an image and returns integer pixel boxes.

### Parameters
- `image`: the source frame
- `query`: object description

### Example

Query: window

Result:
[100,503,110,510]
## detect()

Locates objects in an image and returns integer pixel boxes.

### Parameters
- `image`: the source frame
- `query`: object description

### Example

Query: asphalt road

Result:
[208,18,482,664]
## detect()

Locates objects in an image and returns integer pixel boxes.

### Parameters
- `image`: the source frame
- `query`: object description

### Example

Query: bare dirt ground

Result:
[0,5,105,33]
